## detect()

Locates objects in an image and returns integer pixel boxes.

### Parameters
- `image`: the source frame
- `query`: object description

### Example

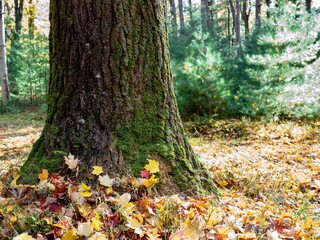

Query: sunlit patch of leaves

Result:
[1,115,320,239]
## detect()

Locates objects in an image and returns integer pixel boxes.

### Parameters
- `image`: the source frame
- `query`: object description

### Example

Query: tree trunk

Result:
[229,0,236,46]
[256,0,261,27]
[27,0,36,37]
[169,0,178,37]
[188,0,192,19]
[19,0,216,195]
[201,0,212,30]
[242,0,250,38]
[178,0,185,32]
[235,0,241,56]
[0,0,9,105]
[14,0,23,36]
[306,0,312,13]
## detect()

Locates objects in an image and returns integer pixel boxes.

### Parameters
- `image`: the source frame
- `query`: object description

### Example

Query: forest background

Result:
[1,0,320,121]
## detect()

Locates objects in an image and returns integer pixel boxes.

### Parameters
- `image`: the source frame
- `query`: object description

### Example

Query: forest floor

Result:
[0,111,320,239]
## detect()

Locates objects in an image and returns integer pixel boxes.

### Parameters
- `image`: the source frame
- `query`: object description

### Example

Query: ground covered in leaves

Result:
[1,112,320,239]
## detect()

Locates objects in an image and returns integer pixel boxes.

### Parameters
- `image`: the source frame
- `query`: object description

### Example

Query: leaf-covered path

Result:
[1,113,320,239]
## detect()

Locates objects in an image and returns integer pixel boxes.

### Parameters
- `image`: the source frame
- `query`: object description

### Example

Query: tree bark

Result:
[19,0,216,195]
[188,0,192,19]
[242,0,250,38]
[256,0,261,27]
[178,0,185,32]
[229,0,236,45]
[14,0,23,36]
[27,0,36,37]
[169,0,178,37]
[229,0,241,55]
[0,0,9,105]
[306,0,312,13]
[201,0,212,30]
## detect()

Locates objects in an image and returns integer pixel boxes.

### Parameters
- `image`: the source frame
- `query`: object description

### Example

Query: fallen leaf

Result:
[88,232,107,240]
[13,233,36,240]
[91,166,104,176]
[77,221,93,237]
[98,174,114,187]
[61,230,77,240]
[38,169,49,182]
[144,174,159,188]
[64,153,79,170]
[144,159,160,173]
[91,214,103,231]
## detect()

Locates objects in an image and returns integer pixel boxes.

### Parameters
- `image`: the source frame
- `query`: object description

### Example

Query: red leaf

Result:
[140,170,150,179]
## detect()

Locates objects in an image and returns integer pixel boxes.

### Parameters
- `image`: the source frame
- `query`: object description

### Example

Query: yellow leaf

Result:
[10,215,18,224]
[79,191,93,197]
[144,159,160,173]
[78,203,92,217]
[91,214,103,231]
[91,166,104,176]
[64,153,79,170]
[78,183,93,197]
[11,175,20,187]
[218,180,228,187]
[98,174,114,187]
[13,233,36,240]
[144,174,159,188]
[126,216,142,229]
[106,187,113,194]
[0,181,3,191]
[61,230,77,240]
[38,169,49,182]
[79,182,91,191]
[206,207,223,228]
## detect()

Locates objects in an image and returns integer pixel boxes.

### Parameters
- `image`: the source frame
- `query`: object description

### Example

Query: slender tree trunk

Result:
[20,0,216,195]
[201,0,212,30]
[227,6,231,47]
[14,0,23,37]
[242,0,250,38]
[229,0,241,53]
[306,0,312,13]
[27,0,36,37]
[0,0,9,105]
[266,0,271,18]
[188,0,192,19]
[169,0,178,37]
[178,0,185,32]
[256,0,261,27]
[229,0,236,46]
[235,0,241,55]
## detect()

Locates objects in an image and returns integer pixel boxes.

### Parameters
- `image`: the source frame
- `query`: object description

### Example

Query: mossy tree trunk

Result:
[20,0,216,195]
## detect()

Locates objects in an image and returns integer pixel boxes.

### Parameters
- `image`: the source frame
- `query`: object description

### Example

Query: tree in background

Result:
[201,0,212,30]
[14,0,23,38]
[169,0,178,37]
[255,0,261,27]
[178,0,185,32]
[19,0,216,195]
[0,0,9,105]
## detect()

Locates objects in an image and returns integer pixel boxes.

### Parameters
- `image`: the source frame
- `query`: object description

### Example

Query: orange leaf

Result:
[38,169,49,182]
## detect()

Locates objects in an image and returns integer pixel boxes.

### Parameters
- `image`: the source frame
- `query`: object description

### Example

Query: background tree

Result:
[19,0,216,195]
[14,0,23,38]
[169,0,178,37]
[201,0,212,30]
[178,0,185,32]
[0,0,9,105]
[242,0,250,38]
[256,0,261,27]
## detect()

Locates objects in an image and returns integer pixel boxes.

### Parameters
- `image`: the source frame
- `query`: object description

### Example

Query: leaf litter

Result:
[1,113,320,239]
